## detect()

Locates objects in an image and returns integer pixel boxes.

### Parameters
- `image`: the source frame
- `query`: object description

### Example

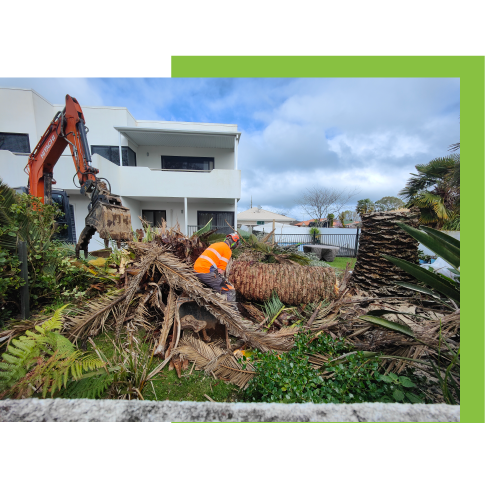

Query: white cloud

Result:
[0,77,460,215]
[0,78,105,107]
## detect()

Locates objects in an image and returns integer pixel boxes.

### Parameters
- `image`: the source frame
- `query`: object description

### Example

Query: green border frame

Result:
[172,56,485,423]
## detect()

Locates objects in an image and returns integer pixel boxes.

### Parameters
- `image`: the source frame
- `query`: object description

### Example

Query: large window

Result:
[161,155,214,171]
[91,145,137,166]
[197,211,234,234]
[0,132,30,153]
[142,210,166,227]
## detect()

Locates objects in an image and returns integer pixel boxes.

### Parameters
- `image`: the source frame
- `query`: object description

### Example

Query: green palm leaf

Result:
[382,254,460,304]
[394,223,460,270]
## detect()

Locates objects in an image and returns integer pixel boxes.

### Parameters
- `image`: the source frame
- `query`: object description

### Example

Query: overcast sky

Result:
[0,77,459,220]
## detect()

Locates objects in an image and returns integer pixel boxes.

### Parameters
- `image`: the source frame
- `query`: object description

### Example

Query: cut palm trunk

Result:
[228,262,340,305]
[350,210,420,296]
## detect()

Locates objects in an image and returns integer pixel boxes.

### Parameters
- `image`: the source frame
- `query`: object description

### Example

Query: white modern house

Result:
[0,87,241,251]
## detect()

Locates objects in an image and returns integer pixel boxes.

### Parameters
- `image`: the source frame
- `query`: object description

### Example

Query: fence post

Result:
[354,227,360,257]
[17,241,30,320]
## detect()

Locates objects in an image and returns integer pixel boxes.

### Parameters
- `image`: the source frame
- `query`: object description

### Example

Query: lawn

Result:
[326,257,357,271]
[91,332,241,402]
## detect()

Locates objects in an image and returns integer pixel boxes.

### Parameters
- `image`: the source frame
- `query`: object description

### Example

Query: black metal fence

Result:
[269,230,360,257]
[187,226,361,258]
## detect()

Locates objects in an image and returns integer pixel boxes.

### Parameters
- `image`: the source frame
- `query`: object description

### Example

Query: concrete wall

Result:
[0,399,460,422]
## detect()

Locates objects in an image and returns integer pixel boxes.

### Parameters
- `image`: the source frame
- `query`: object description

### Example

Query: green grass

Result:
[91,332,241,402]
[326,257,357,271]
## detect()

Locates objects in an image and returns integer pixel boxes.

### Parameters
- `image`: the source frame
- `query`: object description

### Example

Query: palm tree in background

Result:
[399,144,460,230]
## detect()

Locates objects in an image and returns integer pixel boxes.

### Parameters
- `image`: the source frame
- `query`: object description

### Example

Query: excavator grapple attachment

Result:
[76,201,132,258]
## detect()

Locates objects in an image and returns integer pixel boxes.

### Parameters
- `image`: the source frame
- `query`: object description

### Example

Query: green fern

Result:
[35,304,69,335]
[0,305,107,399]
[60,371,114,399]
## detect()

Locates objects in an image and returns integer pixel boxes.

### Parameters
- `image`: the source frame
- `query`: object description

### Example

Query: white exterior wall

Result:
[0,150,240,201]
[120,197,142,232]
[0,89,39,151]
[135,146,234,170]
[0,88,241,252]
[91,155,240,199]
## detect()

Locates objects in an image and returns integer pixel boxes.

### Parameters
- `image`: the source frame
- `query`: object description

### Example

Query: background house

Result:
[237,206,296,230]
[0,88,241,251]
[295,218,330,227]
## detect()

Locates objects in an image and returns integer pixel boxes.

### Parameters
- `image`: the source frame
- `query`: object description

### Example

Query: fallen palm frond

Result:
[63,290,126,342]
[151,249,293,352]
[115,244,166,335]
[154,288,176,356]
[172,334,255,389]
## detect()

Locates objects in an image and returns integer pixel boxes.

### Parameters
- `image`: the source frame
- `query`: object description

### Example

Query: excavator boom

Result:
[25,95,132,257]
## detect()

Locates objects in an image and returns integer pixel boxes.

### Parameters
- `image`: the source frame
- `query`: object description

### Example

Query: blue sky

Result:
[0,77,459,220]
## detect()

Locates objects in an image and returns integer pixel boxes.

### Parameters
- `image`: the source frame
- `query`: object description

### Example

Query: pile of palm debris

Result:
[2,221,458,391]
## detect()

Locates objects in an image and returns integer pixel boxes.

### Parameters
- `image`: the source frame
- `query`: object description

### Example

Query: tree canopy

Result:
[399,152,460,229]
[374,196,405,212]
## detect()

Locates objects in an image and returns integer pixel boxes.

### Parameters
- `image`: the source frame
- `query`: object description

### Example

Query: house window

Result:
[91,145,137,166]
[161,155,214,171]
[142,210,166,227]
[256,221,265,225]
[0,132,30,153]
[197,211,234,233]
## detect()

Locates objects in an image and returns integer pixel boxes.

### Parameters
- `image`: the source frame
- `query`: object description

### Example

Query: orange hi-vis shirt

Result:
[193,241,232,274]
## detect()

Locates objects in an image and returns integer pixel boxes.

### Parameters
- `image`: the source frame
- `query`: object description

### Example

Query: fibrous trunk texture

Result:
[350,210,419,296]
[228,262,339,305]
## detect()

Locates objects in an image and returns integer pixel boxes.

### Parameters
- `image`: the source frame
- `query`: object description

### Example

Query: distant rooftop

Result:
[237,207,296,223]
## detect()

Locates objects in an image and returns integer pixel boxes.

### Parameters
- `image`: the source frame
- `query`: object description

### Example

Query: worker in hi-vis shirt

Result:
[193,233,240,305]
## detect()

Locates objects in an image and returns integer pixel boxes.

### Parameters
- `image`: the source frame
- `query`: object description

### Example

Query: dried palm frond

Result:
[63,291,126,342]
[154,288,176,357]
[240,303,266,324]
[115,244,166,334]
[172,334,255,388]
[149,249,292,352]
[134,290,155,333]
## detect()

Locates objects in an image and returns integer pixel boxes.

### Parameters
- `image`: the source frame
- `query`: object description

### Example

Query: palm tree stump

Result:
[351,210,420,297]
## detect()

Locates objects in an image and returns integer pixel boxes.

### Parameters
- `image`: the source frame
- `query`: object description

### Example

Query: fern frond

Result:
[37,304,70,334]
[63,372,114,399]
[0,306,108,399]
[50,332,76,356]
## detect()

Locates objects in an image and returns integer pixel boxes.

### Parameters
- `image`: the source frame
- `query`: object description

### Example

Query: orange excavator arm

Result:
[26,95,98,202]
[25,95,132,258]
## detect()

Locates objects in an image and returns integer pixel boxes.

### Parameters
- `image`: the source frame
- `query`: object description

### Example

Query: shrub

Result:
[0,185,106,322]
[241,332,427,404]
